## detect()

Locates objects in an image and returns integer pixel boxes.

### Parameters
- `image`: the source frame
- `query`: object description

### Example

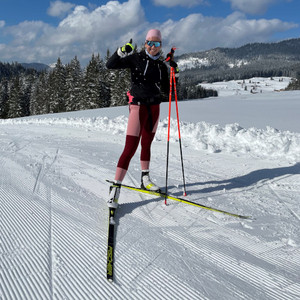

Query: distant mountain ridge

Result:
[21,63,50,71]
[177,38,300,84]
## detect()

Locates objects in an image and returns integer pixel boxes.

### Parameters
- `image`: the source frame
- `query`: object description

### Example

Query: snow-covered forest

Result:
[0,54,219,120]
[0,54,131,119]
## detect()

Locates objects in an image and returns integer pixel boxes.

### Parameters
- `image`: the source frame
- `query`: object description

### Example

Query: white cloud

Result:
[0,0,146,63]
[41,0,146,56]
[224,0,277,15]
[6,21,52,44]
[160,12,297,54]
[0,20,5,28]
[153,0,206,8]
[0,0,297,64]
[47,0,75,17]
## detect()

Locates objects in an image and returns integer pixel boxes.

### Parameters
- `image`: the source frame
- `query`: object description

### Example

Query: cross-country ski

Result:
[106,180,251,219]
[106,208,116,282]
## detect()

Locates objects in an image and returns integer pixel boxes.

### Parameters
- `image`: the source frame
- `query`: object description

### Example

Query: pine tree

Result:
[104,49,114,107]
[65,56,83,111]
[7,76,23,118]
[21,73,35,116]
[109,70,120,107]
[82,54,104,109]
[98,53,110,108]
[0,80,9,119]
[48,58,66,113]
[30,71,49,115]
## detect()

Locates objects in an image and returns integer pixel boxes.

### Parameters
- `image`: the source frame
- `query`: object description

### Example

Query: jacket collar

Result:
[145,49,161,60]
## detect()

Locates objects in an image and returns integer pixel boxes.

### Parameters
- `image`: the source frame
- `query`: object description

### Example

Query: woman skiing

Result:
[106,29,178,208]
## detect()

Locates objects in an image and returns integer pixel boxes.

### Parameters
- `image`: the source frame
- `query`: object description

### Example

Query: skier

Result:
[106,29,178,208]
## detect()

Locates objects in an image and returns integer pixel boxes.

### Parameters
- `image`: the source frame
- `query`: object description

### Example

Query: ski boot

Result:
[141,171,160,192]
[107,182,121,208]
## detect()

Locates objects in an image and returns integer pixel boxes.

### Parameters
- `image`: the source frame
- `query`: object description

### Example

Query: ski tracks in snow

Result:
[1,123,300,299]
[1,126,105,299]
[32,148,60,195]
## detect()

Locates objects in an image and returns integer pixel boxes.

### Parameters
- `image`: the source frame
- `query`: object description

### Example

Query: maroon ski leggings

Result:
[114,104,160,182]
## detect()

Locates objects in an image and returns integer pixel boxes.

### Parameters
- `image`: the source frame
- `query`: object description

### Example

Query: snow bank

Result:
[163,120,300,161]
[2,115,299,162]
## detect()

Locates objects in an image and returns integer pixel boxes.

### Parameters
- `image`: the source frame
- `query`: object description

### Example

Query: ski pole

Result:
[165,66,173,205]
[172,68,187,196]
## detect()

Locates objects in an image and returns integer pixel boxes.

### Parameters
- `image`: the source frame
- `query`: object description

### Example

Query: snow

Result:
[177,57,250,71]
[177,57,211,70]
[227,60,249,68]
[200,76,291,97]
[1,78,300,299]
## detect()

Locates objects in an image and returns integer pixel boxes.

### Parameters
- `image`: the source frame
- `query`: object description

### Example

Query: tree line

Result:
[285,67,300,90]
[180,60,300,85]
[0,53,217,119]
[0,52,130,119]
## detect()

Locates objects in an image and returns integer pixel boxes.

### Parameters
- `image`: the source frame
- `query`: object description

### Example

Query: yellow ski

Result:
[106,180,251,219]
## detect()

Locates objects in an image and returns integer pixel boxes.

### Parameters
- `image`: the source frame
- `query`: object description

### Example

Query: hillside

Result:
[177,38,300,84]
[0,62,36,80]
[21,63,50,72]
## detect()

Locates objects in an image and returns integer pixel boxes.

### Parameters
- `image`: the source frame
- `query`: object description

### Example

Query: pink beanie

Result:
[146,29,162,41]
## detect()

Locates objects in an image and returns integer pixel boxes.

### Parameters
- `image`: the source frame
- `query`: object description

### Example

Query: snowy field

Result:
[1,79,300,299]
[200,77,292,97]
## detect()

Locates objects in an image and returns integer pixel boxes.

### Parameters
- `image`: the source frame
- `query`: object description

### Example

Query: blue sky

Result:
[0,0,299,65]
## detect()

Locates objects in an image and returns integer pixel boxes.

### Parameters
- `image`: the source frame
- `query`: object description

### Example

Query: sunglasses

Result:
[146,40,161,47]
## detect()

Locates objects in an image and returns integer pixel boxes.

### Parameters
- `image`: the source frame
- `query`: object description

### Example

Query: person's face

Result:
[145,37,162,56]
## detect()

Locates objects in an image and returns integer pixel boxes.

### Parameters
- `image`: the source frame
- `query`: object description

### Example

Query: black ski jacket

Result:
[106,50,170,105]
